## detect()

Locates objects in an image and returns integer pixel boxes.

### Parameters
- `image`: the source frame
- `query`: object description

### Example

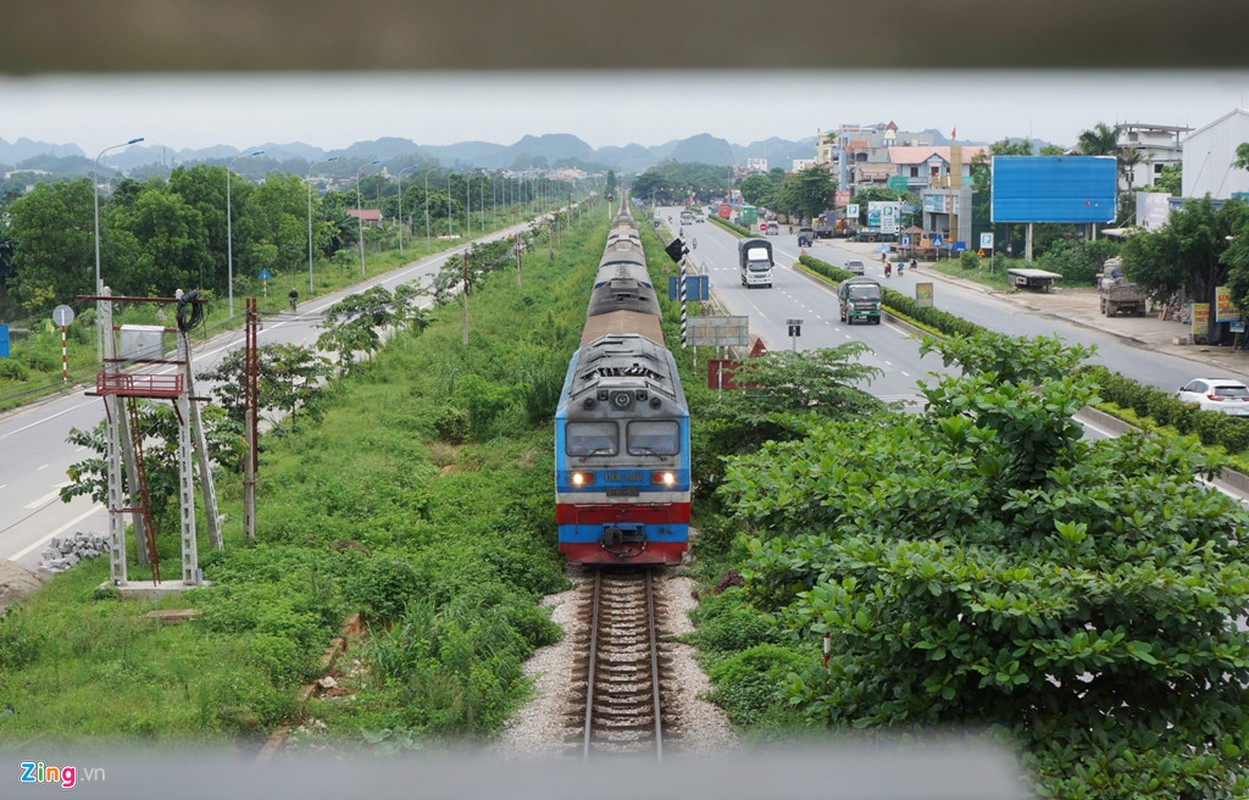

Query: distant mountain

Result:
[0,137,83,168]
[1,132,827,177]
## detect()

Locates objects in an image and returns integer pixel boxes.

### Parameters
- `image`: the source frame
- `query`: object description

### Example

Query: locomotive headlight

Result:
[651,471,676,486]
[571,471,594,487]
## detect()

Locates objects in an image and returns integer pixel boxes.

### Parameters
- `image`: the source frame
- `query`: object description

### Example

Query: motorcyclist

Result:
[910,257,918,271]
[884,262,891,278]
[288,287,298,311]
[692,237,698,250]
[897,260,905,276]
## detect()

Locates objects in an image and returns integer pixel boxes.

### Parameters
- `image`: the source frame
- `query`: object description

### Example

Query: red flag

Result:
[950,126,957,140]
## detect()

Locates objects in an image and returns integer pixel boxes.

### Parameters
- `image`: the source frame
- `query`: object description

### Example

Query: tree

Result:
[197,342,331,427]
[722,333,1249,798]
[1075,121,1120,156]
[1123,196,1249,339]
[737,173,778,208]
[6,179,94,312]
[776,166,836,221]
[1234,142,1249,172]
[1155,162,1183,196]
[109,185,213,297]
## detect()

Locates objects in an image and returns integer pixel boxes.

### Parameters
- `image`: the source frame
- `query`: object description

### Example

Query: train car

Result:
[555,209,690,565]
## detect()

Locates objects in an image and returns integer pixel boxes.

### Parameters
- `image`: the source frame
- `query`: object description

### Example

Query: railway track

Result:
[571,568,669,761]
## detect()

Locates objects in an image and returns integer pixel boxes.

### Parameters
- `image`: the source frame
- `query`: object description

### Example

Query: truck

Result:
[738,205,758,227]
[738,238,774,289]
[813,212,842,239]
[838,276,881,324]
[680,209,695,226]
[1097,257,1147,316]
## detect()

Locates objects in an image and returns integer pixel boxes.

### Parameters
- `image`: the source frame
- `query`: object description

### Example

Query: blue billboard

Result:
[991,156,1116,223]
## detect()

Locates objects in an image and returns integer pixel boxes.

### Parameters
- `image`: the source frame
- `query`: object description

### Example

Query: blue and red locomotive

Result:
[554,208,690,565]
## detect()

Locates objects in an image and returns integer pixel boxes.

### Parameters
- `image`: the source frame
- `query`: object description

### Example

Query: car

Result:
[845,259,865,275]
[1176,378,1249,416]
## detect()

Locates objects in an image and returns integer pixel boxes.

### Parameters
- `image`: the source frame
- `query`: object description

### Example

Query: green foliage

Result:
[631,161,730,205]
[718,334,1249,797]
[198,341,332,427]
[347,557,423,623]
[958,251,980,270]
[706,644,810,729]
[1037,237,1119,286]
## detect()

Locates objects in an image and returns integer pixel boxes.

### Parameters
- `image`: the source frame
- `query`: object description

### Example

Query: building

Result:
[1115,122,1189,192]
[1183,107,1249,200]
[888,145,990,194]
[833,121,935,196]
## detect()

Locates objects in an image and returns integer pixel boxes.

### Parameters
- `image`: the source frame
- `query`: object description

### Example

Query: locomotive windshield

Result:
[626,420,680,455]
[566,421,618,456]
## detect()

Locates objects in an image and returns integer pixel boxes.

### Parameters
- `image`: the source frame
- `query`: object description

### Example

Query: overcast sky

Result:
[2,69,1247,157]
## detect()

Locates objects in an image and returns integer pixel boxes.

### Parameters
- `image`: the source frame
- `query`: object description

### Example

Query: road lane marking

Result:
[25,483,70,509]
[10,504,104,562]
[36,464,48,471]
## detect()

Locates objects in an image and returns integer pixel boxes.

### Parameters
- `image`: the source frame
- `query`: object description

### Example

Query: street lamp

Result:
[397,163,421,257]
[226,150,265,318]
[306,156,338,294]
[93,136,144,359]
[424,170,431,253]
[356,159,381,276]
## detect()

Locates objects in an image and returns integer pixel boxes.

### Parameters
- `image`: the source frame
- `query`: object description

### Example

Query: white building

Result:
[1116,122,1188,192]
[1183,108,1249,200]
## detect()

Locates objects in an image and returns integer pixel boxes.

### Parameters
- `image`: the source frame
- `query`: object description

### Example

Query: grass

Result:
[0,202,608,747]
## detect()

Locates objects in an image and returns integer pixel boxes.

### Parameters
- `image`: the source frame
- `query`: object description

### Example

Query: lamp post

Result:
[93,136,144,360]
[306,156,338,294]
[226,150,264,319]
[356,159,381,276]
[424,170,431,253]
[397,163,421,257]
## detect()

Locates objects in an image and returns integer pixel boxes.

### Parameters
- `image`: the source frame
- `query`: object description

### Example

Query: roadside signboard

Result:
[1191,302,1210,337]
[916,283,934,308]
[1216,286,1240,322]
[0,324,8,358]
[687,316,749,347]
[979,232,994,250]
[932,234,945,247]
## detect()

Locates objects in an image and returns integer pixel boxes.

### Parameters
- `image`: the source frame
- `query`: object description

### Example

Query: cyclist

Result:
[288,288,298,312]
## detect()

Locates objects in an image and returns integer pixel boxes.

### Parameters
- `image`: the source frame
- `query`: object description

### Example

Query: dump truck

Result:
[1097,257,1147,316]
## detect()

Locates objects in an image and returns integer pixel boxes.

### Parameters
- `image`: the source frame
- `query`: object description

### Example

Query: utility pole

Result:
[181,329,222,550]
[462,250,470,346]
[243,298,258,542]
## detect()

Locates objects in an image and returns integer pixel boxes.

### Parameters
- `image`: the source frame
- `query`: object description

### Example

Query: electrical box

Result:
[119,324,167,361]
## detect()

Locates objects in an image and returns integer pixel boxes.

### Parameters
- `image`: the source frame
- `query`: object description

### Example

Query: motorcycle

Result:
[884,263,891,278]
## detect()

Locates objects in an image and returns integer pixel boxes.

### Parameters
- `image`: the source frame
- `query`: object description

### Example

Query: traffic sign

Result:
[954,241,967,253]
[979,232,994,250]
[900,235,911,247]
[51,305,75,327]
[259,267,272,280]
[932,234,944,247]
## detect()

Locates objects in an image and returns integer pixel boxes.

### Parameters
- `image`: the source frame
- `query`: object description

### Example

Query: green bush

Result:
[706,643,810,728]
[0,360,29,381]
[434,406,470,444]
[958,251,980,271]
[348,557,423,622]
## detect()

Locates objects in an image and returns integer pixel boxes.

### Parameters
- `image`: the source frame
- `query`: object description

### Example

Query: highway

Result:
[660,206,1245,395]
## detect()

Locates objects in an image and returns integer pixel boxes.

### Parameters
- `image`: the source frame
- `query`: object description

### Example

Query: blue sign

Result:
[991,156,1117,223]
[668,274,709,301]
[900,235,911,247]
[954,241,967,253]
[932,235,944,247]
[259,268,272,280]
[0,324,8,358]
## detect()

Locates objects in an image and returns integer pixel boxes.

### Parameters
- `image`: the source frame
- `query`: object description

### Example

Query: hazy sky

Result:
[2,70,1247,157]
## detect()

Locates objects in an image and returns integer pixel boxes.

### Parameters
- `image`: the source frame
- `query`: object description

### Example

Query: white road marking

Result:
[25,483,70,509]
[36,464,49,471]
[10,505,104,561]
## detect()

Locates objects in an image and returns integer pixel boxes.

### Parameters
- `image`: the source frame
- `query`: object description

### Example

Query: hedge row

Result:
[796,253,1249,456]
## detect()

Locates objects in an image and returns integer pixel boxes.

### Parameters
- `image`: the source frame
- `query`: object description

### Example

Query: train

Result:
[553,206,690,565]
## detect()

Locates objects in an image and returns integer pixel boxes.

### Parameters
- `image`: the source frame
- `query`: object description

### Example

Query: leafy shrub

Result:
[0,360,28,381]
[347,557,423,622]
[434,406,470,444]
[707,643,810,728]
[19,351,57,372]
[958,251,980,270]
